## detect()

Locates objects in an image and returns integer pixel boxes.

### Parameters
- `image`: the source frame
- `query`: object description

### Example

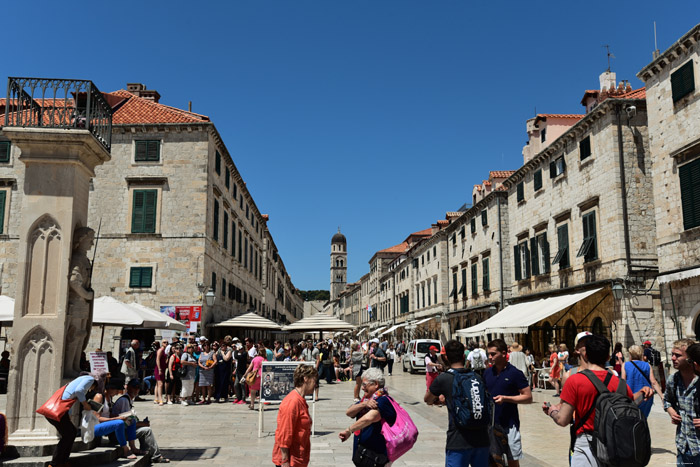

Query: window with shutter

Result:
[680,158,700,230]
[534,169,543,191]
[131,189,157,233]
[231,222,236,257]
[553,224,570,268]
[530,237,540,276]
[471,217,476,233]
[212,272,216,292]
[672,61,695,103]
[0,142,10,163]
[129,267,153,288]
[135,141,160,162]
[213,200,219,241]
[576,212,598,261]
[483,258,490,291]
[540,233,550,273]
[481,210,488,226]
[471,263,478,295]
[0,191,5,234]
[550,156,566,178]
[460,269,467,298]
[222,278,226,298]
[223,212,229,249]
[215,150,221,175]
[514,244,521,281]
[225,167,230,189]
[233,183,238,200]
[451,272,457,300]
[244,237,248,268]
[522,241,531,278]
[517,182,524,202]
[580,136,592,161]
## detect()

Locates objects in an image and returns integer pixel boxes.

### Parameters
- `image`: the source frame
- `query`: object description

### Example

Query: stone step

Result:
[0,446,149,467]
[5,438,100,458]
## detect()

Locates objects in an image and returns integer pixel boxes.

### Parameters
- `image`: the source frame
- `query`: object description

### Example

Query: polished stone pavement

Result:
[0,368,676,466]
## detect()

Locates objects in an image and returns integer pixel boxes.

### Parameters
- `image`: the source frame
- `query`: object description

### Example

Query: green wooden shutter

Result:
[461,269,467,298]
[231,222,236,256]
[550,161,556,178]
[141,267,153,288]
[131,190,144,233]
[223,212,229,249]
[559,224,569,268]
[483,258,490,291]
[471,263,477,295]
[534,169,542,191]
[129,267,142,287]
[212,272,216,292]
[146,141,159,161]
[213,200,219,241]
[542,234,550,273]
[680,158,700,230]
[588,212,597,260]
[530,237,539,276]
[672,61,695,103]
[524,242,531,278]
[517,182,524,202]
[0,191,5,234]
[135,141,147,161]
[514,245,521,281]
[0,142,10,163]
[143,190,157,233]
[481,210,488,226]
[471,218,476,233]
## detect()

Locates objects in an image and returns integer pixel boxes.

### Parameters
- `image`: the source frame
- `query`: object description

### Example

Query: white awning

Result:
[356,327,368,335]
[214,312,282,330]
[129,303,187,331]
[282,312,356,331]
[381,323,408,335]
[658,267,700,284]
[412,316,436,326]
[0,295,14,322]
[456,288,602,337]
[370,326,387,335]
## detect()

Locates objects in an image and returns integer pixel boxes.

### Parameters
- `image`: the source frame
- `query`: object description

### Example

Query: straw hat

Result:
[510,342,523,352]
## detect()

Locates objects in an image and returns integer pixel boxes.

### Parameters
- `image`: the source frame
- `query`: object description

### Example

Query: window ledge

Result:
[557,266,573,273]
[517,199,526,206]
[553,173,567,184]
[131,161,163,167]
[680,225,700,242]
[125,176,168,185]
[127,233,162,239]
[583,259,601,268]
[534,188,544,197]
[517,278,531,285]
[579,157,595,169]
[125,288,156,294]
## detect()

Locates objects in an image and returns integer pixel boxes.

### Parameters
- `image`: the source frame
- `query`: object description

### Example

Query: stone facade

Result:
[0,85,303,356]
[638,23,700,351]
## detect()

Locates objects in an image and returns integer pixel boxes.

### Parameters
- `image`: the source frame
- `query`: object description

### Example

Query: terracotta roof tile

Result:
[378,241,409,254]
[108,90,210,125]
[535,113,585,121]
[437,220,449,225]
[411,228,433,237]
[490,170,515,178]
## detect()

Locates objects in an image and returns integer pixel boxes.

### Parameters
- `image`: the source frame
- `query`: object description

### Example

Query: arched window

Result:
[591,317,605,336]
[340,259,344,267]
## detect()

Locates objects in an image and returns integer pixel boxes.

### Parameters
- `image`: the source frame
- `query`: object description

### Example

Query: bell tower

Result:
[330,228,347,301]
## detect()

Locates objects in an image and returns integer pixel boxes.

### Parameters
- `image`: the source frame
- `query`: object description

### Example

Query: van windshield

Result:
[417,342,439,353]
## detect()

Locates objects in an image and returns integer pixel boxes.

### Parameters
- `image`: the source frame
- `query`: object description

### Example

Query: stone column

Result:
[3,128,110,443]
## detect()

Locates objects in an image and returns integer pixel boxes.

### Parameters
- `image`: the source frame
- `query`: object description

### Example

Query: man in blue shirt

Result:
[484,339,532,467]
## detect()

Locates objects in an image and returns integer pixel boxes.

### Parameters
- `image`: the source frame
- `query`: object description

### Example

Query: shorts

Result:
[506,426,523,461]
[180,379,195,398]
[445,447,489,466]
[571,433,599,467]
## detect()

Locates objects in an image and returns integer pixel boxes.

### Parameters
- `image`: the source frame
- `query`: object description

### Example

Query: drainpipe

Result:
[615,103,632,276]
[497,195,505,311]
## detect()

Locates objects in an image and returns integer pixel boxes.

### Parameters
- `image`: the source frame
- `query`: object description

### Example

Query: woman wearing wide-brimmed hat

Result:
[509,342,529,381]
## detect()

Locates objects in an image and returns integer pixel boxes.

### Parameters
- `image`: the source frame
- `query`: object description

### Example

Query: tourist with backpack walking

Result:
[542,333,652,467]
[484,339,532,467]
[621,345,663,418]
[467,342,487,378]
[424,339,491,467]
[664,338,700,466]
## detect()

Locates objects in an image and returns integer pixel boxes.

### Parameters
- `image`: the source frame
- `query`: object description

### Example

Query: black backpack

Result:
[447,369,494,430]
[576,369,651,467]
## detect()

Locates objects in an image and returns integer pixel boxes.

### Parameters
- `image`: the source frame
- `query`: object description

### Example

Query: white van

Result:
[402,339,442,374]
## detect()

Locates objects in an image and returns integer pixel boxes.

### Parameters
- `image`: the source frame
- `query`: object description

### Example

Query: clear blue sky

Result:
[4,1,699,290]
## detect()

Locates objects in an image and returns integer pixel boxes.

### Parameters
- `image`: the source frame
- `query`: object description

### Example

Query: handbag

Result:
[36,385,76,422]
[380,396,418,461]
[245,369,258,386]
[352,444,389,467]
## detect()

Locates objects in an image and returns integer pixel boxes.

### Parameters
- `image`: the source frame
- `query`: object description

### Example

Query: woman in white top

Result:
[387,344,396,376]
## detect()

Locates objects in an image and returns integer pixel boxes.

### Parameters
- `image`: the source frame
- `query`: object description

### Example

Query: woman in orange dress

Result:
[548,343,561,396]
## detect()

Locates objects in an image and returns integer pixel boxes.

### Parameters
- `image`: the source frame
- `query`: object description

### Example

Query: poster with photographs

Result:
[260,361,315,402]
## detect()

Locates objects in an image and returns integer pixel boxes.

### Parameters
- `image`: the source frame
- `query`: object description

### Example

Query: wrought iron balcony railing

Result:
[4,77,112,152]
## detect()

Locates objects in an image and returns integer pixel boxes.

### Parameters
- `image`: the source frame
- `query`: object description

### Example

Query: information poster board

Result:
[260,361,315,402]
[88,351,108,373]
[160,305,201,330]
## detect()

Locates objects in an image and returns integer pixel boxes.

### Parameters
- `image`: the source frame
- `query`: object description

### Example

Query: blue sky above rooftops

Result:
[4,1,699,291]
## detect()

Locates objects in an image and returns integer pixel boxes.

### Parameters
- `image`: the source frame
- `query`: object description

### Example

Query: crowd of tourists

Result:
[35,330,687,467]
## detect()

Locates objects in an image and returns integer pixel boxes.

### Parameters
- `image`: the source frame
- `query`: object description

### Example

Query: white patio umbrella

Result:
[213,312,282,330]
[93,296,169,348]
[282,313,355,339]
[0,295,14,322]
[129,302,187,332]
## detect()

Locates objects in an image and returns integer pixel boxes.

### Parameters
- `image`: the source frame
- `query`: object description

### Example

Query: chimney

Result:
[599,71,616,91]
[126,83,161,103]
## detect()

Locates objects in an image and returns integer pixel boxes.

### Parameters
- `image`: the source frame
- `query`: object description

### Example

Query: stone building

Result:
[0,83,302,353]
[330,229,347,301]
[638,23,700,347]
[476,73,660,358]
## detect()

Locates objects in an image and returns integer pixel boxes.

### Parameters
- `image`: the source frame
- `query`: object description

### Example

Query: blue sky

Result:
[4,1,699,290]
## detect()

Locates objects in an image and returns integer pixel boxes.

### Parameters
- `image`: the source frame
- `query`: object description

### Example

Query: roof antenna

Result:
[603,45,615,72]
[653,22,660,59]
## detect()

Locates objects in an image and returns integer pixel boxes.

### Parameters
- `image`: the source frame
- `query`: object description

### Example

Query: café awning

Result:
[129,302,187,331]
[381,323,408,335]
[455,288,602,337]
[282,312,356,331]
[412,316,437,326]
[213,312,282,330]
[370,326,387,335]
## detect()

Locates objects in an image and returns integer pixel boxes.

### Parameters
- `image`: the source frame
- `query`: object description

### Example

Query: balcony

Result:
[4,77,112,152]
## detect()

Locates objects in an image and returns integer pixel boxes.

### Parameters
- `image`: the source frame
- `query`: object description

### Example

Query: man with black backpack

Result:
[542,333,653,467]
[425,339,491,467]
[484,339,532,467]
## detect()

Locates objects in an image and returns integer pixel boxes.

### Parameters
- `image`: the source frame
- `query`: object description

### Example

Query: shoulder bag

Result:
[36,385,75,421]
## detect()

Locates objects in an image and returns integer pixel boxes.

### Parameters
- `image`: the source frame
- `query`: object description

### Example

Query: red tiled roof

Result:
[580,87,646,105]
[618,88,646,99]
[108,90,210,124]
[378,242,409,254]
[535,114,585,121]
[410,228,433,237]
[490,170,516,178]
[437,220,449,225]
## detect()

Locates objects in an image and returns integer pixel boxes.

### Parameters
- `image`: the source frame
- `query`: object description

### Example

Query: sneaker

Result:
[182,401,188,406]
[166,401,173,405]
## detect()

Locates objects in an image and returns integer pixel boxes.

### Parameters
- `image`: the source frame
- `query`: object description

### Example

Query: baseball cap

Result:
[574,331,593,347]
[643,340,652,345]
[370,338,380,344]
[429,345,439,352]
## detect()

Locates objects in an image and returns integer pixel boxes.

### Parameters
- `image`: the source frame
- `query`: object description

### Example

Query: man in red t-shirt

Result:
[541,333,653,466]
